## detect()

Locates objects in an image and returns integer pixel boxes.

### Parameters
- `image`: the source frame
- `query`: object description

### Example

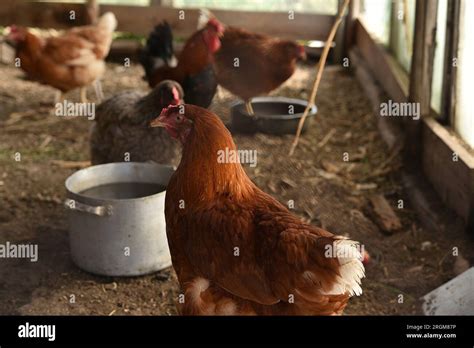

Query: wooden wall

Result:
[0,1,334,40]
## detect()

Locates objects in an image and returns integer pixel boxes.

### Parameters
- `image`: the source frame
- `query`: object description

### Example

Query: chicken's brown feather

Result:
[164,105,364,315]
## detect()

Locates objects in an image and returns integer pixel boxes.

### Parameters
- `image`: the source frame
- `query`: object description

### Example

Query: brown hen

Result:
[211,20,306,115]
[150,104,365,315]
[6,13,117,102]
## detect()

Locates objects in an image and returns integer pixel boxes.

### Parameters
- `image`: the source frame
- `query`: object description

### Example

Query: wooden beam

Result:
[354,19,407,103]
[344,0,360,49]
[349,47,405,151]
[334,0,349,64]
[405,0,438,163]
[86,0,99,25]
[422,117,474,230]
[0,1,334,41]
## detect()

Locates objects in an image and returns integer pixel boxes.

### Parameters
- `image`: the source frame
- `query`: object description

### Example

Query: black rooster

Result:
[139,21,177,81]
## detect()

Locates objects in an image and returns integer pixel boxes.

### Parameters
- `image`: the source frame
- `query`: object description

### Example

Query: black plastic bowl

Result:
[230,97,317,135]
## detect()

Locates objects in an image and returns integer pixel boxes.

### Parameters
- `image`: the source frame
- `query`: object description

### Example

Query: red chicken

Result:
[6,12,117,102]
[209,18,306,115]
[150,104,365,315]
[146,19,224,108]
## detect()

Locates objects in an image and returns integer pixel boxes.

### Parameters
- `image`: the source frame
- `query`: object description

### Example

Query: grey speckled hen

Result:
[90,80,184,166]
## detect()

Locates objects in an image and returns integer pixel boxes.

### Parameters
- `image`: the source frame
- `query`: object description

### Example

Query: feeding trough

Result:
[230,97,317,135]
[304,40,336,59]
[64,162,174,277]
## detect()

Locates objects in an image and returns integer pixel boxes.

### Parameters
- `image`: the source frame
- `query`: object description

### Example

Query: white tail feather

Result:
[98,12,118,32]
[197,9,213,30]
[323,239,365,297]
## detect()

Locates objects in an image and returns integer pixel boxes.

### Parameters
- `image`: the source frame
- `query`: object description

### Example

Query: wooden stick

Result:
[289,0,351,156]
[51,160,91,169]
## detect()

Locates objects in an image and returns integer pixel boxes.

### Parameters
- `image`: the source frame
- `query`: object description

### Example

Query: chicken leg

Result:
[80,87,88,103]
[245,99,255,117]
[93,79,104,102]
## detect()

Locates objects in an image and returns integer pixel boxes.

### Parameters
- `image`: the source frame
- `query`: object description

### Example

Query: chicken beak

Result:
[150,116,167,128]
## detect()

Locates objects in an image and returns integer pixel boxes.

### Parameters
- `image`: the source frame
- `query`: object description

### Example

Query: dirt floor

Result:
[1,61,473,315]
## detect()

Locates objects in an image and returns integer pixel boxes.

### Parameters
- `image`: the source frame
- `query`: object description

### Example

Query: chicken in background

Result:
[139,21,177,81]
[150,104,365,315]
[5,12,117,103]
[143,19,224,108]
[90,80,183,166]
[202,13,306,115]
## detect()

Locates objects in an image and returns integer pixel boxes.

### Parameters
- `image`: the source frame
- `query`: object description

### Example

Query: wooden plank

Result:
[0,1,334,41]
[354,19,407,103]
[369,194,402,234]
[422,117,474,229]
[349,48,405,150]
[333,0,348,64]
[344,0,360,49]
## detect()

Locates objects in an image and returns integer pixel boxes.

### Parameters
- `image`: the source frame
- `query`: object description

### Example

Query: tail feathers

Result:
[182,277,215,315]
[197,8,215,30]
[98,12,118,32]
[323,239,365,297]
[140,21,176,78]
[146,22,173,54]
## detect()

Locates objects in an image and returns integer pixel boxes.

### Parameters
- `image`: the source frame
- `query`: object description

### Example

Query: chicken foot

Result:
[245,100,255,117]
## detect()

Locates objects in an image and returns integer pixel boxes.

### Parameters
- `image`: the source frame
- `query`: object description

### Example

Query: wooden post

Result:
[86,0,98,24]
[334,0,348,63]
[344,0,360,50]
[440,0,461,126]
[406,0,438,164]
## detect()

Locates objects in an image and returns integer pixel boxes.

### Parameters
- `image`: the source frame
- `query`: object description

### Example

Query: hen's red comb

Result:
[171,86,180,103]
[207,18,224,34]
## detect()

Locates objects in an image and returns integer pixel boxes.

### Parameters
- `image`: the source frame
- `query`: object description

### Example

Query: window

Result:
[172,0,338,14]
[455,0,474,148]
[360,0,391,46]
[390,0,415,72]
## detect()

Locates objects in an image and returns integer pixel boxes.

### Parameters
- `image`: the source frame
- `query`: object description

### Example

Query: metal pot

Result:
[64,162,174,276]
[230,96,318,135]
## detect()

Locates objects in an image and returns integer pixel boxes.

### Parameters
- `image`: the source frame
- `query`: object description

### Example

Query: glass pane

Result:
[360,0,391,46]
[455,0,474,148]
[431,0,448,114]
[172,0,338,14]
[390,0,415,72]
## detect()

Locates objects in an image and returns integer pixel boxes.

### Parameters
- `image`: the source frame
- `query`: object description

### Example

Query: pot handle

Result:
[64,198,112,216]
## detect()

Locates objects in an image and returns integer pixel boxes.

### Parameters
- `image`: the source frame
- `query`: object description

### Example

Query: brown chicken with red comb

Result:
[206,17,306,115]
[150,104,365,315]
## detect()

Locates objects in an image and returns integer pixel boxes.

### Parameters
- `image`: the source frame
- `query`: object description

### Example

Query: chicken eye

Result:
[176,115,183,122]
